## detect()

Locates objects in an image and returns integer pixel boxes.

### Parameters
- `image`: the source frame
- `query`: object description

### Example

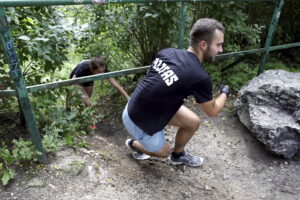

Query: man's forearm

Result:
[213,93,227,111]
[201,93,227,117]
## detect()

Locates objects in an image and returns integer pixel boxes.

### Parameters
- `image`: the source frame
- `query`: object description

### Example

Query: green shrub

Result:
[265,59,300,72]
[0,139,40,185]
[206,58,299,94]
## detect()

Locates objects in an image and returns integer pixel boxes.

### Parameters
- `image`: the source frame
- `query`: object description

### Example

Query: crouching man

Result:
[122,18,230,167]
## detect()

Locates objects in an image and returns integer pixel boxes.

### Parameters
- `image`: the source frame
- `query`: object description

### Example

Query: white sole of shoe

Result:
[125,139,150,160]
[169,156,204,167]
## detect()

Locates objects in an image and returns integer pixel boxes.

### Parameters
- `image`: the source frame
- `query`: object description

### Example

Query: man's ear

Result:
[199,40,208,50]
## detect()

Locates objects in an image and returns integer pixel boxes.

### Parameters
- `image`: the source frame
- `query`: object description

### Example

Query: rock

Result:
[223,174,229,180]
[205,185,211,190]
[64,160,86,175]
[50,149,86,175]
[56,148,74,157]
[27,178,46,188]
[293,153,300,161]
[87,165,98,183]
[294,109,300,123]
[47,183,57,191]
[234,70,300,158]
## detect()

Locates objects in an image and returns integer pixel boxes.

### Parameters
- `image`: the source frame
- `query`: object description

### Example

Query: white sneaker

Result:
[169,151,203,167]
[125,139,151,160]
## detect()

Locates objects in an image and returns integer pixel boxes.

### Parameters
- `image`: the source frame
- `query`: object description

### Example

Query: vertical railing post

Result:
[257,0,284,75]
[0,7,46,162]
[178,1,187,49]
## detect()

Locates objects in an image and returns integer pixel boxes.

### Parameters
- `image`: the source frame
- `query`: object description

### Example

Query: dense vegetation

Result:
[0,2,299,185]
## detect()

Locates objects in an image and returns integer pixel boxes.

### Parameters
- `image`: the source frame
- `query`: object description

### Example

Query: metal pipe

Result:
[0,66,150,97]
[178,2,187,49]
[257,0,285,75]
[0,0,281,7]
[0,42,299,97]
[0,7,46,162]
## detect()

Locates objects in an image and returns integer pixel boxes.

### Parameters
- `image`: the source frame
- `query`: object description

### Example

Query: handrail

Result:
[0,0,285,7]
[0,66,149,97]
[1,42,299,98]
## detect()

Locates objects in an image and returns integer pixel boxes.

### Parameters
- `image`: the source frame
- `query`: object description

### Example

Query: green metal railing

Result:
[257,0,285,75]
[178,2,187,49]
[0,0,290,7]
[0,0,299,162]
[0,7,46,162]
[1,42,300,98]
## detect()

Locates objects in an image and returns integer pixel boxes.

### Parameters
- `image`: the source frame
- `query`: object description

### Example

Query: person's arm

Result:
[72,74,92,106]
[108,77,130,100]
[200,85,230,117]
[200,93,227,117]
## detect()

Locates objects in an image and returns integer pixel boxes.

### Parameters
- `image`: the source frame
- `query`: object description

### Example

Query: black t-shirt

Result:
[128,48,213,135]
[70,60,94,87]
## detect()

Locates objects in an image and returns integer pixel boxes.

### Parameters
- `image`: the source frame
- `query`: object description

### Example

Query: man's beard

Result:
[203,47,216,63]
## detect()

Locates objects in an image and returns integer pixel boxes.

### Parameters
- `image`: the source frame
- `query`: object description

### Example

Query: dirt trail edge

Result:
[1,100,299,200]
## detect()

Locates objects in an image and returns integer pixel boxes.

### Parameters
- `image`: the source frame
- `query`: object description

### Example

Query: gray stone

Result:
[56,148,74,157]
[27,178,46,188]
[64,159,86,175]
[234,70,300,158]
[50,148,86,175]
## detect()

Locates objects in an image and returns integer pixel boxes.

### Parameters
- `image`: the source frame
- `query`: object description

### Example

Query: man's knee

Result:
[155,143,171,158]
[186,116,201,132]
[193,117,201,131]
[170,106,201,132]
[161,151,171,158]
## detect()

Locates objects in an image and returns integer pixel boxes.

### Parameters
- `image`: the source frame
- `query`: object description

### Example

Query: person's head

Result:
[90,56,107,74]
[189,18,225,62]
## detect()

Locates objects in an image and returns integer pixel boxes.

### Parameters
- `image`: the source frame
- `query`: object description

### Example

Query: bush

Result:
[206,57,298,93]
[0,139,40,185]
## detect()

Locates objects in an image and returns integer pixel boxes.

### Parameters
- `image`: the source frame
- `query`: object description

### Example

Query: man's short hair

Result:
[189,18,225,49]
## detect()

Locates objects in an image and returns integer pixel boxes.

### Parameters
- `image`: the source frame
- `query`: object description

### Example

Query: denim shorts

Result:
[122,103,166,152]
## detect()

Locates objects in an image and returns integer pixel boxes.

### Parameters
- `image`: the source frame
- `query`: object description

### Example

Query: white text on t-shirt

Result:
[152,58,179,86]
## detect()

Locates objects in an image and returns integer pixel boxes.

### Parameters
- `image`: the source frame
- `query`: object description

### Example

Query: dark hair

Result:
[189,18,225,49]
[90,56,108,72]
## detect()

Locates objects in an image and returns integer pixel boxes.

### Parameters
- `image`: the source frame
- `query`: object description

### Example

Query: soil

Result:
[1,99,300,200]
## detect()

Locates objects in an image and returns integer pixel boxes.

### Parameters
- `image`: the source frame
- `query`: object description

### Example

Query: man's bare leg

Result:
[166,105,203,166]
[169,105,200,153]
[131,141,171,158]
[131,105,200,158]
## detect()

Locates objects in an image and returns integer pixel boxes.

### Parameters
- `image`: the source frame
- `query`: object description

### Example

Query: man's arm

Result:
[108,77,130,100]
[200,93,227,117]
[200,85,230,117]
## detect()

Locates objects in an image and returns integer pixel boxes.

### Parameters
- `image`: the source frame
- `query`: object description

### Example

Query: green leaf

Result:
[18,35,30,41]
[144,13,152,18]
[1,168,15,186]
[43,55,52,61]
[33,37,49,42]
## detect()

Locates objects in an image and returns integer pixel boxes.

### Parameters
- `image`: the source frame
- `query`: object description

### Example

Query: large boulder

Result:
[234,70,300,158]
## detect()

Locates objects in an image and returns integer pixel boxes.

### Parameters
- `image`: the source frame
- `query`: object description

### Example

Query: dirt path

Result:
[1,100,299,200]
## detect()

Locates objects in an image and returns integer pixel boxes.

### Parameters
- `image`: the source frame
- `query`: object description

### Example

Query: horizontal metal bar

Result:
[216,42,300,60]
[0,66,150,97]
[0,42,299,97]
[0,0,281,7]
